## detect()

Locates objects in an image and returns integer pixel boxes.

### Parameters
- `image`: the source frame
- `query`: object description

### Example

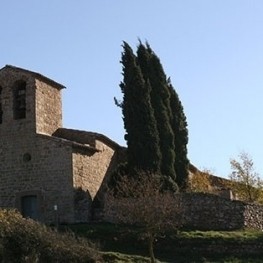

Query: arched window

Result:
[13,80,26,120]
[0,86,2,124]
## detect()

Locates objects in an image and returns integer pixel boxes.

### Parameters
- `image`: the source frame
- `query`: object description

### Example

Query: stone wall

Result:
[243,203,263,230]
[72,139,116,222]
[179,193,245,230]
[0,133,74,224]
[35,79,62,135]
[0,65,124,224]
[0,66,76,224]
[73,140,115,199]
[0,66,64,136]
[102,192,263,230]
[0,66,37,134]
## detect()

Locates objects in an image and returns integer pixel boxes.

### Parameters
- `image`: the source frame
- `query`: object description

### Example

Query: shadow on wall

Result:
[74,187,92,223]
[92,148,127,221]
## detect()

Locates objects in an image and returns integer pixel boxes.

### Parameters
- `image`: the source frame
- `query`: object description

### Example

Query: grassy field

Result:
[62,223,263,263]
[2,209,263,262]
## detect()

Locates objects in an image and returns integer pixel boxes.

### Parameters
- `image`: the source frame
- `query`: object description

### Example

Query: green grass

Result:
[60,223,263,262]
[179,229,263,240]
[102,252,154,263]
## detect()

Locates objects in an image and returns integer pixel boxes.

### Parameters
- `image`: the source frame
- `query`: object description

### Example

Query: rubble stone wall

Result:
[103,192,263,230]
[0,133,74,224]
[73,140,116,222]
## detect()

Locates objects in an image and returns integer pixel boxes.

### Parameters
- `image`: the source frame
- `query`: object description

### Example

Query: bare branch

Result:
[104,171,182,263]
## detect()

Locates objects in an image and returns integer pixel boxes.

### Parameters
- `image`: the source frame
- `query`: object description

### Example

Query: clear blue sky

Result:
[1,1,263,178]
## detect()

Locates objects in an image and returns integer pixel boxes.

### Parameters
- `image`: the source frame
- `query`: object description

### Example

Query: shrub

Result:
[0,209,101,263]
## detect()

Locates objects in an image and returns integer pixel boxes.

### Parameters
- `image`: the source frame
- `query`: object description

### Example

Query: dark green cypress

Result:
[117,41,188,192]
[119,42,161,173]
[167,80,189,190]
[137,43,176,181]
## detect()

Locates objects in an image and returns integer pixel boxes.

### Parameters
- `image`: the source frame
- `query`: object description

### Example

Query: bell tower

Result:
[0,65,65,136]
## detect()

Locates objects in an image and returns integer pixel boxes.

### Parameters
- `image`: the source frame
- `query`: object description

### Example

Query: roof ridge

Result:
[1,65,66,90]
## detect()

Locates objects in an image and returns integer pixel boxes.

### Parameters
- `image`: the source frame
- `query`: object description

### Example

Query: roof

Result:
[53,128,121,150]
[0,65,66,90]
[37,133,99,154]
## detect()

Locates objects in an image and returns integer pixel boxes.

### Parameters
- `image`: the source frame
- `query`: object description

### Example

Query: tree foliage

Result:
[116,41,189,191]
[0,209,100,263]
[105,171,182,263]
[229,152,263,203]
[137,43,176,181]
[167,80,189,190]
[119,42,161,173]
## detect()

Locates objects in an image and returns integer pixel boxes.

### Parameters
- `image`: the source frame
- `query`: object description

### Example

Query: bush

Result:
[0,209,101,263]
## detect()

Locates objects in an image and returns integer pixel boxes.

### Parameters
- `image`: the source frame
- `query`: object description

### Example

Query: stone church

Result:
[0,65,123,224]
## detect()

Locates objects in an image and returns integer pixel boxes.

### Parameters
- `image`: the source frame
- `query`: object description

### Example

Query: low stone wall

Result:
[179,193,245,230]
[244,203,263,230]
[102,192,263,230]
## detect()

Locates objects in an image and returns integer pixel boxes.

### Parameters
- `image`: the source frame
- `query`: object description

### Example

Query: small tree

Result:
[229,152,263,203]
[105,172,182,263]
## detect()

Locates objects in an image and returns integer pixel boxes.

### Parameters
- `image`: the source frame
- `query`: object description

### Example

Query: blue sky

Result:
[1,1,263,178]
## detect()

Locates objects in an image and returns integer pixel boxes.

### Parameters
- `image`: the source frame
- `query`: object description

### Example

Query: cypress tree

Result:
[137,43,176,182]
[119,42,161,173]
[117,41,189,192]
[167,80,189,190]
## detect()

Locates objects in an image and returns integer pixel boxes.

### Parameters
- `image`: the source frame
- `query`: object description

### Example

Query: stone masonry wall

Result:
[0,66,63,137]
[72,140,116,222]
[179,193,245,230]
[103,192,263,230]
[35,79,62,136]
[0,67,37,134]
[243,203,263,230]
[0,66,74,224]
[0,133,74,224]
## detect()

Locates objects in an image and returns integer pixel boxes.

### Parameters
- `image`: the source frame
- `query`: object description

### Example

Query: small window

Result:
[13,81,26,120]
[0,86,2,124]
[23,153,32,162]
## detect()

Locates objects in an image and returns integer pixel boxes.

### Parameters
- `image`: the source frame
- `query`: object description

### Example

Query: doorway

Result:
[21,195,39,220]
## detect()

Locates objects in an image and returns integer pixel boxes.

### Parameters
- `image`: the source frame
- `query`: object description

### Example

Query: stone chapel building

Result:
[0,65,122,224]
